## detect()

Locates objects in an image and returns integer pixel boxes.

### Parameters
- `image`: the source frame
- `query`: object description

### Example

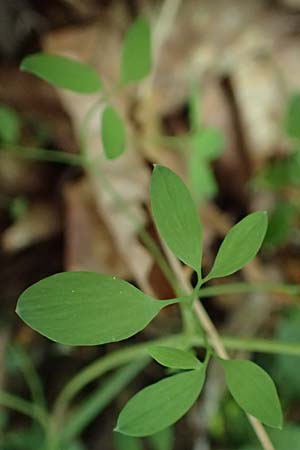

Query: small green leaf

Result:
[190,128,225,160]
[116,368,206,436]
[188,154,217,201]
[148,427,174,450]
[150,165,202,273]
[284,92,300,139]
[206,211,268,281]
[10,197,28,221]
[121,17,152,84]
[101,106,126,159]
[21,53,102,93]
[264,202,295,248]
[220,359,283,428]
[16,272,180,346]
[0,105,21,144]
[149,346,201,370]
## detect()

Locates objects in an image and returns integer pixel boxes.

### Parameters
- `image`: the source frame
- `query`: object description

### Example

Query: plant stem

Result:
[62,358,148,443]
[2,145,84,165]
[11,345,46,410]
[199,282,300,298]
[162,251,276,450]
[0,390,48,429]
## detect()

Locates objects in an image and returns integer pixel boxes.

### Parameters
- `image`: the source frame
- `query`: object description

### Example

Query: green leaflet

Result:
[220,359,283,429]
[101,106,126,159]
[206,211,268,281]
[121,17,152,84]
[21,53,102,93]
[264,202,295,248]
[188,153,218,201]
[148,346,201,370]
[16,272,182,346]
[190,128,225,161]
[115,367,206,436]
[150,165,202,273]
[0,105,21,144]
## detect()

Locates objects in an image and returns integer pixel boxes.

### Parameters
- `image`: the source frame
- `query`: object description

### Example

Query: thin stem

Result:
[199,282,300,299]
[10,345,46,410]
[0,390,48,429]
[1,145,84,166]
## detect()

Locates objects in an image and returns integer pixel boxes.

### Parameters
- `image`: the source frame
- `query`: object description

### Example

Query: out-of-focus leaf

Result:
[115,433,143,450]
[148,427,174,450]
[101,106,126,159]
[257,151,300,190]
[0,105,21,144]
[188,153,217,201]
[9,197,28,221]
[272,308,300,400]
[21,53,102,93]
[264,202,295,248]
[190,128,225,160]
[121,17,152,84]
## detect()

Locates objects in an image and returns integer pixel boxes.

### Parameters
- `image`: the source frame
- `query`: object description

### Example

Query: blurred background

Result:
[0,0,300,449]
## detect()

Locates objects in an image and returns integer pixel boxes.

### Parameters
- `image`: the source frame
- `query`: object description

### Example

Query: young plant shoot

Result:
[16,164,282,439]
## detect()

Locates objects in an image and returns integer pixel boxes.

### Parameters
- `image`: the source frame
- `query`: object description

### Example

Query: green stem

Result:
[11,345,46,410]
[0,390,48,429]
[62,358,149,443]
[199,282,300,298]
[2,145,84,166]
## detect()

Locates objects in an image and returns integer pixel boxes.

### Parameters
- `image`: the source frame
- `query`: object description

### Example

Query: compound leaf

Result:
[206,211,268,280]
[221,359,282,429]
[21,53,102,93]
[121,17,151,84]
[151,165,202,273]
[115,367,206,436]
[149,346,201,370]
[102,106,126,159]
[16,272,179,346]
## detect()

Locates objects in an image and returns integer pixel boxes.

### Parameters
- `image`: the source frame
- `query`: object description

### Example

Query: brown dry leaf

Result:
[2,202,60,252]
[63,177,129,278]
[231,56,286,161]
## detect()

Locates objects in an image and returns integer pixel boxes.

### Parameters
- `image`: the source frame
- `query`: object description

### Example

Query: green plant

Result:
[0,14,300,450]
